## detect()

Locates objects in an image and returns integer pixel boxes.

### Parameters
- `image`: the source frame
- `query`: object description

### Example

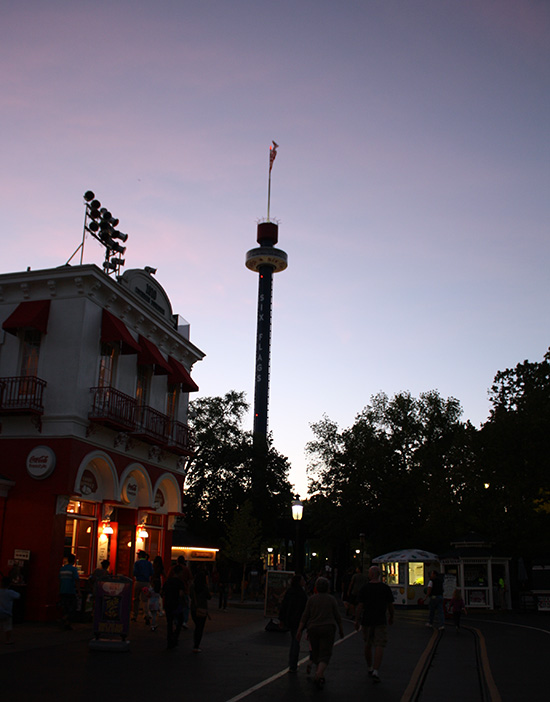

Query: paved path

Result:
[2,604,548,701]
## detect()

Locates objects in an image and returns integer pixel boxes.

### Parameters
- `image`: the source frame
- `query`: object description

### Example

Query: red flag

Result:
[269,141,279,172]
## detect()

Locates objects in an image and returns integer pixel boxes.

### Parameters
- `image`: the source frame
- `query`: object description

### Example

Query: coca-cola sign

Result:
[26,446,56,480]
[121,476,139,505]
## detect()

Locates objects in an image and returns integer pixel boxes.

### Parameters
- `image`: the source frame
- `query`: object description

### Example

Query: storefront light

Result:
[102,520,114,535]
[137,525,149,539]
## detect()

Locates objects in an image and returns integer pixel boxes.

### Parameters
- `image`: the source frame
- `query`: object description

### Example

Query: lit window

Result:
[98,342,117,387]
[136,365,151,406]
[166,383,179,419]
[385,562,400,585]
[20,329,41,376]
[409,562,424,586]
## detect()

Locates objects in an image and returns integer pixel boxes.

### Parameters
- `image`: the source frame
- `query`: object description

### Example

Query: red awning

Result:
[168,356,199,393]
[101,310,142,355]
[2,300,51,336]
[138,336,172,375]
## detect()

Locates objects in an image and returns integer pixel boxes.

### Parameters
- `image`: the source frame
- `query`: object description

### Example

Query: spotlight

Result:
[84,190,95,202]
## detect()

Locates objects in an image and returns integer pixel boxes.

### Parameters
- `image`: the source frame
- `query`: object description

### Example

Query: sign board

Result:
[26,446,56,480]
[14,549,30,561]
[264,570,294,619]
[93,577,132,638]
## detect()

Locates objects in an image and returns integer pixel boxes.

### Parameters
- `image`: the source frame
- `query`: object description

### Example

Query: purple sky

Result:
[2,0,549,497]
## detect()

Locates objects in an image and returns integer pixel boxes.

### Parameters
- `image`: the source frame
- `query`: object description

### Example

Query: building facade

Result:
[0,264,204,620]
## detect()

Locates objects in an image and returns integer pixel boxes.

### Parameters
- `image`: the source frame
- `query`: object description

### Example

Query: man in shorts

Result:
[355,565,394,684]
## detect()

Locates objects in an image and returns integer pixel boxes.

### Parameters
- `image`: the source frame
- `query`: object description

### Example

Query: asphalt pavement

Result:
[2,599,548,701]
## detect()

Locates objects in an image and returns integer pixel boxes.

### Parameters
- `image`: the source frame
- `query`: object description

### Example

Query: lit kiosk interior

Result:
[373,549,440,606]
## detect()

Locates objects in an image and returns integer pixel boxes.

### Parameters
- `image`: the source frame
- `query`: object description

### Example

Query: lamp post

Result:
[291,496,303,573]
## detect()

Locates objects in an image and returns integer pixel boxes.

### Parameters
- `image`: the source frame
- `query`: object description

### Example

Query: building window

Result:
[98,342,117,387]
[20,329,41,377]
[136,365,150,406]
[408,562,424,586]
[65,500,97,577]
[166,383,179,419]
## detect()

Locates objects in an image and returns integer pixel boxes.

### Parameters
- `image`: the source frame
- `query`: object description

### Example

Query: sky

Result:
[1,0,549,498]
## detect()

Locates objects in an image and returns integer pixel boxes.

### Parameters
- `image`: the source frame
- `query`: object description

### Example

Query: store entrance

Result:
[116,526,134,578]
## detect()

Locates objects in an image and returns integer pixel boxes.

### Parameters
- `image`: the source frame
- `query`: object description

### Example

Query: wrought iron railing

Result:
[89,386,193,453]
[167,420,194,454]
[89,386,137,431]
[134,405,171,444]
[0,376,47,414]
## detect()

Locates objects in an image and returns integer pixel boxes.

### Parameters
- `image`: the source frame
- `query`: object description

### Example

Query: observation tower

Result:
[245,142,288,456]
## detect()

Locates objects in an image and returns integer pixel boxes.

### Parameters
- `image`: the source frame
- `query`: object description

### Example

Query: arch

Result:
[73,451,119,502]
[119,462,153,508]
[152,473,182,514]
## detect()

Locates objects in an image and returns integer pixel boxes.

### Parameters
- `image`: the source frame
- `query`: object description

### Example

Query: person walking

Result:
[132,551,153,623]
[279,574,307,673]
[450,588,467,631]
[190,569,211,652]
[59,554,81,630]
[296,576,344,690]
[354,565,394,684]
[347,567,368,617]
[426,570,445,630]
[0,576,21,644]
[162,565,186,649]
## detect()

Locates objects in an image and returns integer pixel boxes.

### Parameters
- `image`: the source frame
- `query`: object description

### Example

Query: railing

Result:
[0,376,47,414]
[89,386,137,431]
[89,386,193,454]
[134,405,171,444]
[167,420,194,454]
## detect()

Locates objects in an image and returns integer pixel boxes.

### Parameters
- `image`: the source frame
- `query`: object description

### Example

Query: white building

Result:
[0,263,204,620]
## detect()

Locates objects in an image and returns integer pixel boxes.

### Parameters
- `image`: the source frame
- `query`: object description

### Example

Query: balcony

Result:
[89,386,137,432]
[133,405,171,445]
[0,376,47,415]
[88,386,193,455]
[167,420,194,455]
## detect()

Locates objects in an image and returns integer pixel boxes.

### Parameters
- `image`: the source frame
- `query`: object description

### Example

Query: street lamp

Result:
[291,496,303,522]
[291,496,303,573]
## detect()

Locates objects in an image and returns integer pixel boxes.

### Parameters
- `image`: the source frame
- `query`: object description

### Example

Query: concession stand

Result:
[373,549,440,606]
[439,534,511,610]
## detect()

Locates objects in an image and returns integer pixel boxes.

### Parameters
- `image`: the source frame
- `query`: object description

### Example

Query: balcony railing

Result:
[0,376,47,414]
[133,405,171,444]
[89,386,193,454]
[89,386,137,432]
[167,420,194,455]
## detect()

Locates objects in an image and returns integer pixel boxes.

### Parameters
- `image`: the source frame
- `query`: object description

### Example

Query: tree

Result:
[183,391,251,539]
[306,390,477,556]
[222,500,262,601]
[480,349,550,556]
[183,391,293,541]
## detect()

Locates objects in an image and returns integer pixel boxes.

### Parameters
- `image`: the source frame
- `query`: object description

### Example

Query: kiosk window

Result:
[409,563,424,586]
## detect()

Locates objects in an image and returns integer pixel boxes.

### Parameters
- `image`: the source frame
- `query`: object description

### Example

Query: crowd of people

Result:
[2,549,466,693]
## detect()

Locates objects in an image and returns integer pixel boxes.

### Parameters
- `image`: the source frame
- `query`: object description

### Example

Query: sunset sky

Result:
[2,0,549,497]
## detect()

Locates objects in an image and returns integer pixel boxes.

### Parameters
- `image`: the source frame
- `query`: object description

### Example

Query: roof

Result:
[373,548,439,563]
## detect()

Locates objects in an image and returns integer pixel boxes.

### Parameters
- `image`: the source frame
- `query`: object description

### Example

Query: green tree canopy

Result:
[306,390,478,554]
[184,391,293,541]
[480,348,550,555]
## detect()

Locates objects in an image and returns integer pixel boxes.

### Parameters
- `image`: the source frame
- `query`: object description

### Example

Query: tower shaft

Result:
[253,264,273,442]
[246,222,288,453]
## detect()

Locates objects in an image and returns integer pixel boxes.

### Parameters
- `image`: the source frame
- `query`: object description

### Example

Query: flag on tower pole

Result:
[269,141,279,172]
[267,141,279,221]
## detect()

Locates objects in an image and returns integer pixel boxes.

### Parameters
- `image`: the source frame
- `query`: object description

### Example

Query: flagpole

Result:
[267,141,278,222]
[267,169,272,222]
